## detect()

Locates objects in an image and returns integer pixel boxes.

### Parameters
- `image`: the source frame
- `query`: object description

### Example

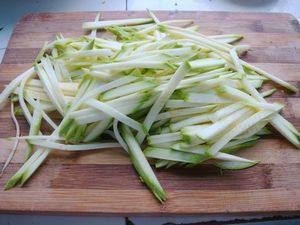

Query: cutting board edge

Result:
[0,209,299,216]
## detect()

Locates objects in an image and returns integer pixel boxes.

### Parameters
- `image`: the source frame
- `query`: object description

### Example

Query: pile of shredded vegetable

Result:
[0,10,299,202]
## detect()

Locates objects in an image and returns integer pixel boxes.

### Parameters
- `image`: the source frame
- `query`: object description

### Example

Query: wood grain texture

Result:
[0,11,299,215]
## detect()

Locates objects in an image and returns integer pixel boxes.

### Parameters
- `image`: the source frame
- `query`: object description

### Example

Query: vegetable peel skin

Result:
[0,10,299,203]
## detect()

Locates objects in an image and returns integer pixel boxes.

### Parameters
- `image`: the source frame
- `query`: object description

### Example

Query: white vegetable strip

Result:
[90,13,101,38]
[209,109,281,155]
[168,72,235,90]
[209,46,297,92]
[210,103,244,122]
[75,97,151,125]
[229,47,244,74]
[165,100,206,109]
[219,85,282,111]
[214,152,255,163]
[271,118,300,147]
[155,105,216,121]
[236,121,268,140]
[113,120,128,151]
[197,107,254,141]
[18,70,36,124]
[0,102,20,175]
[25,96,58,129]
[41,57,60,82]
[78,75,138,106]
[164,25,231,52]
[102,80,157,100]
[272,114,300,136]
[87,99,145,134]
[136,62,189,143]
[74,112,108,124]
[91,61,167,70]
[30,140,120,151]
[83,18,154,30]
[242,74,300,148]
[186,92,232,104]
[170,113,212,132]
[27,79,78,95]
[73,92,149,118]
[210,34,243,44]
[242,61,297,92]
[0,67,34,109]
[188,58,226,70]
[147,9,160,24]
[35,64,64,115]
[29,109,42,138]
[14,135,63,141]
[148,132,182,145]
[64,49,113,58]
[41,57,66,108]
[124,47,192,61]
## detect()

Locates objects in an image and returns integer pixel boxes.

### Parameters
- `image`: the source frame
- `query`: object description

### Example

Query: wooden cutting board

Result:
[0,11,299,215]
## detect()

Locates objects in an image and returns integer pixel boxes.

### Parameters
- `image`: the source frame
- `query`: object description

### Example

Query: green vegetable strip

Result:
[83,118,113,142]
[26,108,42,159]
[121,124,166,202]
[144,147,210,164]
[5,149,45,189]
[260,88,277,97]
[19,149,50,186]
[214,161,258,170]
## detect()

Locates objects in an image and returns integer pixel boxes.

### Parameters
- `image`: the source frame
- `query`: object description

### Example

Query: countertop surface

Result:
[0,0,300,224]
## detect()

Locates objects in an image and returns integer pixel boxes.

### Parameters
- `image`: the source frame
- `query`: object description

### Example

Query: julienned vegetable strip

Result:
[0,10,299,202]
[0,102,20,175]
[0,67,34,110]
[120,124,166,202]
[82,18,154,30]
[136,62,189,144]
